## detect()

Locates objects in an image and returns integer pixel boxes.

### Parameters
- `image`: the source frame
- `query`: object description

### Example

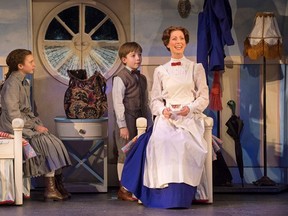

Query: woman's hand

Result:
[120,127,129,140]
[34,125,49,133]
[177,106,190,117]
[162,107,172,119]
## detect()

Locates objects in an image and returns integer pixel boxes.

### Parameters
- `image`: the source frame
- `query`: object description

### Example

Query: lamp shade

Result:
[244,12,282,60]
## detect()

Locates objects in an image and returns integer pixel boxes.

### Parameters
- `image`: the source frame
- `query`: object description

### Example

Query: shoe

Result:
[44,177,65,201]
[23,194,30,199]
[192,199,209,204]
[117,186,137,201]
[55,174,71,199]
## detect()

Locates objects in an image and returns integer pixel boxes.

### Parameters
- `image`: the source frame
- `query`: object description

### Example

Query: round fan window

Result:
[37,2,125,84]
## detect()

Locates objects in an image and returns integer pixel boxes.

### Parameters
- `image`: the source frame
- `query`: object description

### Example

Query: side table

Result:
[54,117,108,192]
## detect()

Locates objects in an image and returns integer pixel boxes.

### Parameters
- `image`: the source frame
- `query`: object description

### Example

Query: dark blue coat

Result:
[197,0,234,74]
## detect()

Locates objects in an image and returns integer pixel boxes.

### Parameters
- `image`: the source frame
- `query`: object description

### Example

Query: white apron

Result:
[143,64,208,189]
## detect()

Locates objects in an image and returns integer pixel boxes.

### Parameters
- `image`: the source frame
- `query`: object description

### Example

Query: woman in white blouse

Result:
[121,26,209,208]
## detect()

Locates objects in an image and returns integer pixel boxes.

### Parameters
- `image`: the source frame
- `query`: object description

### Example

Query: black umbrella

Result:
[225,100,245,187]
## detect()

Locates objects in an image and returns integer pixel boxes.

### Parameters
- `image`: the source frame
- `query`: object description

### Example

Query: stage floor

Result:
[1,187,288,216]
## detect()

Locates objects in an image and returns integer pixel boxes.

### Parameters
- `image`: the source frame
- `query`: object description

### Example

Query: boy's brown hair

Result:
[118,42,142,62]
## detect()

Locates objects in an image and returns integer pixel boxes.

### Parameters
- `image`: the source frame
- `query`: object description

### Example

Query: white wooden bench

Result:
[0,118,24,205]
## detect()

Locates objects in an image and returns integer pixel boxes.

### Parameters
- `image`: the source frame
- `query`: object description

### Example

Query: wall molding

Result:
[142,55,288,66]
[2,55,286,67]
[0,57,7,66]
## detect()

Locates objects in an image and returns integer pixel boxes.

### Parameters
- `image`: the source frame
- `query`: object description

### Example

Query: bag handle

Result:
[67,70,87,86]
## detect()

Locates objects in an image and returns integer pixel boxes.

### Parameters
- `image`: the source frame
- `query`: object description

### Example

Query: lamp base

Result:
[252,176,276,186]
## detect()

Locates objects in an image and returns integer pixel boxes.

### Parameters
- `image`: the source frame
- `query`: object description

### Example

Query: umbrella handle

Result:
[227,100,236,115]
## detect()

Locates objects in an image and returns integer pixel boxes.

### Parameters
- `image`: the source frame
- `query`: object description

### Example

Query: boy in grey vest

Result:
[112,42,151,201]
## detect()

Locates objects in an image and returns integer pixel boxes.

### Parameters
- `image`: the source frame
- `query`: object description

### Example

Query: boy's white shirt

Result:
[112,75,127,129]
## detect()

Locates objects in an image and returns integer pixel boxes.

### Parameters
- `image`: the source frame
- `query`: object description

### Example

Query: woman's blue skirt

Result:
[121,127,196,209]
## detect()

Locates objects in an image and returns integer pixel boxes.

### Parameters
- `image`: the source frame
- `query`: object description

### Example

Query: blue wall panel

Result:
[240,64,261,167]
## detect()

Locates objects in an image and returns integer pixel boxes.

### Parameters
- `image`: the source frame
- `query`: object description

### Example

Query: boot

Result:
[44,177,65,201]
[55,174,71,199]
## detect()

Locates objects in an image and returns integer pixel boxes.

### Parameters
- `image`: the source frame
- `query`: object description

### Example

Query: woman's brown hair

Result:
[162,26,189,51]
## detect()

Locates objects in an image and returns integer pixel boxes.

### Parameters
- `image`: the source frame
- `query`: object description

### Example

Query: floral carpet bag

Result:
[64,70,107,119]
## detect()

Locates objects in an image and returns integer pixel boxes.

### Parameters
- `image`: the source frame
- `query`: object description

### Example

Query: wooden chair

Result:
[0,118,24,205]
[203,116,213,203]
[136,116,213,203]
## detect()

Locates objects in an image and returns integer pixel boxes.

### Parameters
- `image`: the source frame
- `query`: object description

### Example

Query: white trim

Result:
[2,55,287,67]
[141,56,288,66]
[27,0,33,50]
[286,1,288,18]
[0,57,6,66]
[130,0,135,41]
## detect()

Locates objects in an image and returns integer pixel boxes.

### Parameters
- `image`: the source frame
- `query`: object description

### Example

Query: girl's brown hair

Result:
[5,49,32,80]
[162,26,189,51]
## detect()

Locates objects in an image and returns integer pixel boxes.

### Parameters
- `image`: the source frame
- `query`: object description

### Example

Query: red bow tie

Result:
[171,62,181,66]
